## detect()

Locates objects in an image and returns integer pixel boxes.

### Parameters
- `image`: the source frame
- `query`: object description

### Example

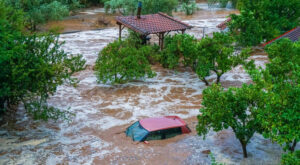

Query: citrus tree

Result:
[0,3,86,121]
[229,0,300,46]
[161,33,198,69]
[104,0,178,16]
[197,84,264,158]
[195,32,250,85]
[4,0,80,31]
[95,39,156,84]
[247,39,300,152]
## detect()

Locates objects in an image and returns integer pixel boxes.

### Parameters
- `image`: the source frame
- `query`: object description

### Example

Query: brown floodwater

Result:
[0,3,285,165]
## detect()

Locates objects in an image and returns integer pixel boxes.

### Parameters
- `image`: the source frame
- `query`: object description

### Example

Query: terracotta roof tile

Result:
[116,12,192,35]
[217,18,231,30]
[263,27,300,46]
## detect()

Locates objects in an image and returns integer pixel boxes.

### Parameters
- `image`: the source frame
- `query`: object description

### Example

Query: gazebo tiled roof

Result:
[116,12,192,35]
[217,18,231,30]
[263,27,300,46]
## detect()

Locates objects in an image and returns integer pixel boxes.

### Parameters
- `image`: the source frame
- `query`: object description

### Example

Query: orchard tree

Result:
[179,0,197,15]
[0,3,86,121]
[280,151,300,165]
[161,33,198,69]
[195,32,250,85]
[246,39,300,152]
[4,0,80,31]
[94,39,156,84]
[104,0,178,16]
[197,84,264,158]
[229,0,300,46]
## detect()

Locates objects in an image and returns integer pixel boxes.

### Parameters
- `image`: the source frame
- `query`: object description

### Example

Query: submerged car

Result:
[126,116,191,141]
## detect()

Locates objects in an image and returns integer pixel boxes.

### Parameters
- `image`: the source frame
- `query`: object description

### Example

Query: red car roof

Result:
[139,116,187,132]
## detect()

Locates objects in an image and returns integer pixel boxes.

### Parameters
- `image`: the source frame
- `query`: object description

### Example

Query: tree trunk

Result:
[239,139,248,158]
[289,139,297,152]
[201,78,209,86]
[0,98,5,111]
[216,75,221,84]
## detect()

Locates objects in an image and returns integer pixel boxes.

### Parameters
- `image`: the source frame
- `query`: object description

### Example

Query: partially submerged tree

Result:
[229,0,300,46]
[161,33,198,69]
[0,3,86,121]
[246,39,300,152]
[195,32,250,85]
[197,84,263,158]
[94,39,156,84]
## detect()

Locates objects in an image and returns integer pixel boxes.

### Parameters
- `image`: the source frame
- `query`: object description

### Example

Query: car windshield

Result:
[126,121,149,141]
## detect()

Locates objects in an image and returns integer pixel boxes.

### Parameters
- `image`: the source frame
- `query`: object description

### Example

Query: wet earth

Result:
[0,3,289,165]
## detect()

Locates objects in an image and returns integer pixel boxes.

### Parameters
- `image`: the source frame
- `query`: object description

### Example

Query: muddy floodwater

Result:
[0,4,287,165]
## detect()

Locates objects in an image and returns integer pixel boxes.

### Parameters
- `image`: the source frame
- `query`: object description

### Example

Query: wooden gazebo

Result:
[116,12,192,50]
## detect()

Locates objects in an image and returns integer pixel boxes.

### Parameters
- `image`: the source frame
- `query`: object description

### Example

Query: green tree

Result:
[197,84,264,158]
[95,39,156,84]
[0,2,86,121]
[229,0,300,46]
[195,32,250,85]
[246,39,300,152]
[180,0,197,15]
[5,0,80,31]
[281,151,300,165]
[104,0,178,16]
[161,33,198,69]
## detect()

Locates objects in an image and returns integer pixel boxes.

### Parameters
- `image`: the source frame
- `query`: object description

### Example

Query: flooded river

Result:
[0,4,287,165]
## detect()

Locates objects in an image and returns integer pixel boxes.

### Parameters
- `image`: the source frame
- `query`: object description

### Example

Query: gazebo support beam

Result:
[118,23,125,41]
[157,32,165,50]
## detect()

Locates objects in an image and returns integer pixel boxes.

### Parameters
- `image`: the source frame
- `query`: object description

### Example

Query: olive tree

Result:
[197,84,264,158]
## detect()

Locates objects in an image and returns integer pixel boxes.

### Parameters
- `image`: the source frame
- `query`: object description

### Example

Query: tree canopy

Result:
[229,0,300,46]
[197,84,264,158]
[0,2,86,121]
[246,39,300,152]
[94,39,156,84]
[104,0,178,16]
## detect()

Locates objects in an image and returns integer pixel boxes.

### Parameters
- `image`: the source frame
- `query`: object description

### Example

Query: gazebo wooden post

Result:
[161,32,165,50]
[158,33,161,49]
[181,29,186,34]
[118,23,122,41]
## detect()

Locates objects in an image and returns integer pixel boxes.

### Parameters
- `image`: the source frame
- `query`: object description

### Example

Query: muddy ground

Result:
[0,3,289,165]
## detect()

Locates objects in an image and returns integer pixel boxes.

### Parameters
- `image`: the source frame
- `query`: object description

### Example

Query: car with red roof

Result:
[126,116,191,141]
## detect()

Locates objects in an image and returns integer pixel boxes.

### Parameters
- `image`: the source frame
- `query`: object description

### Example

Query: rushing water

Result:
[0,4,288,165]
